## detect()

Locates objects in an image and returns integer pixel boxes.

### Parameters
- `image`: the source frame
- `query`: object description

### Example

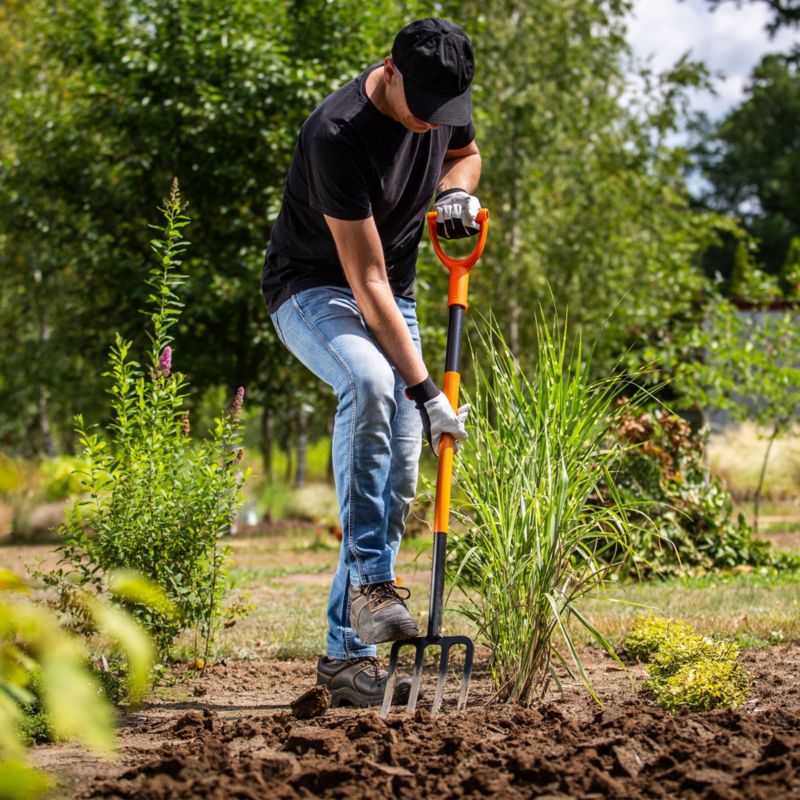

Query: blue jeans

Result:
[271,286,423,659]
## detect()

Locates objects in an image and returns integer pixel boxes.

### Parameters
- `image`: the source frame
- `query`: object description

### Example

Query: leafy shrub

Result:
[39,456,90,501]
[623,614,750,713]
[18,672,51,746]
[652,658,749,713]
[451,317,638,704]
[606,403,781,577]
[48,183,248,656]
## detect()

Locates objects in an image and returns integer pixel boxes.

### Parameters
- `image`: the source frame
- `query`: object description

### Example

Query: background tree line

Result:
[1,0,798,478]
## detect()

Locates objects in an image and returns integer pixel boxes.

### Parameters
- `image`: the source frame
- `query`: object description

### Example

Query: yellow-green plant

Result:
[652,658,749,713]
[623,613,698,661]
[0,569,167,799]
[623,614,750,712]
[451,315,639,704]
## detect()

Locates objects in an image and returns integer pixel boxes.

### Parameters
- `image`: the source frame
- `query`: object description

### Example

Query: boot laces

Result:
[364,581,411,606]
[349,655,381,679]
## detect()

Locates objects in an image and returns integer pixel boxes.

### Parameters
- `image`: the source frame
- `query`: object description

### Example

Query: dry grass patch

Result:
[709,423,800,502]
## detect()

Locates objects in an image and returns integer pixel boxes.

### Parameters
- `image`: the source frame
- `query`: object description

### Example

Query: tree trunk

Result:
[261,407,273,481]
[34,266,57,457]
[294,405,308,488]
[38,386,57,458]
[282,417,294,484]
[753,425,780,535]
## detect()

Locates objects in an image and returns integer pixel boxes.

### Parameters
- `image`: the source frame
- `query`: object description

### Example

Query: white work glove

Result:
[405,377,469,457]
[434,188,481,240]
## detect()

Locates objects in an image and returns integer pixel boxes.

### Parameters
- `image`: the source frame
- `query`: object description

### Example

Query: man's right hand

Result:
[434,188,481,240]
[405,376,469,456]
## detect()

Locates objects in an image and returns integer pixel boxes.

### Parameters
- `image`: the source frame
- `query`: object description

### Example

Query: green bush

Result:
[623,613,750,713]
[48,184,248,657]
[40,456,90,501]
[606,403,784,577]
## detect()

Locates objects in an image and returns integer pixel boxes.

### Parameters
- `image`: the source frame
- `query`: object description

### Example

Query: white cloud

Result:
[626,0,799,119]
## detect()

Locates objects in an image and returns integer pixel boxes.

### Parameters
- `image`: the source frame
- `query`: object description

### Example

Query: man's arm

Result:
[323,214,428,388]
[437,140,481,196]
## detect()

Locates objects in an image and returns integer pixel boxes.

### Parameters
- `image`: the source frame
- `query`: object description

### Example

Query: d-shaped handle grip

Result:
[426,208,490,272]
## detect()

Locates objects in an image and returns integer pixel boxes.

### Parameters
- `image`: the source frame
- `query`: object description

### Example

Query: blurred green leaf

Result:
[0,759,53,800]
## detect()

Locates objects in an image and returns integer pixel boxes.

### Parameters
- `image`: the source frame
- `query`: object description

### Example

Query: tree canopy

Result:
[695,48,800,278]
[0,0,783,459]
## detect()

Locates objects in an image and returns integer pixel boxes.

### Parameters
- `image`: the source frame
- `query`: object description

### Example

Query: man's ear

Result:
[384,56,396,84]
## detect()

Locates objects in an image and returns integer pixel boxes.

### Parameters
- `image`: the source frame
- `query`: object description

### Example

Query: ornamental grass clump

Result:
[51,181,247,657]
[622,614,749,712]
[451,316,638,704]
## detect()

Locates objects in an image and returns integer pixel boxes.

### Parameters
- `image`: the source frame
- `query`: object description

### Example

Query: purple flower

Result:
[159,346,172,376]
[231,386,245,422]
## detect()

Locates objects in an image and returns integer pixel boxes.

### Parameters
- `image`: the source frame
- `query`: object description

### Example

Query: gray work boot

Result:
[348,582,420,644]
[316,656,412,707]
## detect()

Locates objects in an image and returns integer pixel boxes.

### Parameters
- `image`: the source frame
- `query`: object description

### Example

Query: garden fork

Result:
[380,206,490,718]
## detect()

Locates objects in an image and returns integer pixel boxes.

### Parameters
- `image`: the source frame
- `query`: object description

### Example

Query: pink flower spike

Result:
[231,386,245,421]
[159,346,172,375]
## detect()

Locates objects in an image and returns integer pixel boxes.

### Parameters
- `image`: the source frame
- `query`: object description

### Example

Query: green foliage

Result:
[729,240,781,303]
[0,0,737,459]
[17,672,51,746]
[622,614,697,661]
[674,294,800,531]
[623,614,750,713]
[697,48,800,275]
[50,186,248,656]
[607,403,779,576]
[653,658,750,713]
[419,0,728,387]
[681,298,800,430]
[0,0,410,457]
[451,315,637,704]
[780,236,800,298]
[0,567,161,798]
[39,455,89,501]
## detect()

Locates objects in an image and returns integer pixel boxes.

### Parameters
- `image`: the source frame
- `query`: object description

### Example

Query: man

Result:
[261,18,482,707]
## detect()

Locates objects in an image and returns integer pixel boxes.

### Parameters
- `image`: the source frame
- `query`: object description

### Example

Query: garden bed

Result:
[32,645,800,799]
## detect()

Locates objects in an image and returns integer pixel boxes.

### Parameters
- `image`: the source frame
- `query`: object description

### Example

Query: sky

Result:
[626,0,799,120]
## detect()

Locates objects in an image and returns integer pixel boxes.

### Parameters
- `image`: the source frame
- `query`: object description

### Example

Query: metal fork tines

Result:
[380,635,474,718]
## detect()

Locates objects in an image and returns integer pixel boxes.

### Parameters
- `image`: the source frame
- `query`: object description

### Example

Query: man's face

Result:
[385,60,439,134]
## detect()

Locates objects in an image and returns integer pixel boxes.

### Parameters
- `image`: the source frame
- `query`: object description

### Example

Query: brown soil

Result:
[32,645,800,799]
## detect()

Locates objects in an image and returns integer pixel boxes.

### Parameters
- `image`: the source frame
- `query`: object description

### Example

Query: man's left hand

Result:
[434,189,481,239]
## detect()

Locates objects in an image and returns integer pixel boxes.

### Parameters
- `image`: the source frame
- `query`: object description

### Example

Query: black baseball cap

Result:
[391,18,474,126]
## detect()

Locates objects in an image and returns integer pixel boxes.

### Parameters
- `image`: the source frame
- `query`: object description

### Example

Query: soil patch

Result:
[31,645,800,799]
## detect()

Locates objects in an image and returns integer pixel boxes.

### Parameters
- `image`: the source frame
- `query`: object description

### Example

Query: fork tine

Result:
[405,639,426,712]
[457,638,474,711]
[380,640,404,719]
[431,642,450,717]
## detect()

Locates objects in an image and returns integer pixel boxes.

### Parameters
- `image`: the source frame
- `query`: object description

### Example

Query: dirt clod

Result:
[290,684,330,719]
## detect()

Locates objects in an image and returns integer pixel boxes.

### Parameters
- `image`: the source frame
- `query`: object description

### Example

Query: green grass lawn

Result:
[577,569,800,648]
[213,531,800,661]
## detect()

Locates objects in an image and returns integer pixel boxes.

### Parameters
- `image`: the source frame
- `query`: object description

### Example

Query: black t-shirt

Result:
[261,65,475,314]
